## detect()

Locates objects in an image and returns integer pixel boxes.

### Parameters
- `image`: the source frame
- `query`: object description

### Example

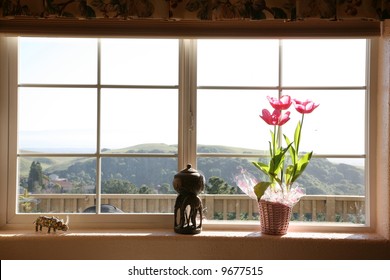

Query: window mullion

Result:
[278,39,284,147]
[178,39,197,169]
[96,39,102,214]
[366,38,377,228]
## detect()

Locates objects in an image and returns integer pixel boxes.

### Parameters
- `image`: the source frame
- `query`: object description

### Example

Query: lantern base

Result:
[174,193,203,235]
[174,225,202,235]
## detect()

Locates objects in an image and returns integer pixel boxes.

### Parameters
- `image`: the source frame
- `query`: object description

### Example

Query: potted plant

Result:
[236,95,319,235]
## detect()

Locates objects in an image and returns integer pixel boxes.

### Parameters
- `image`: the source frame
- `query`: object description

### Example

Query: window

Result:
[6,37,373,229]
[196,39,369,224]
[16,38,179,216]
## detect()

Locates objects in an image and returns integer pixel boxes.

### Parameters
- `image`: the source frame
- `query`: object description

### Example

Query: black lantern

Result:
[173,164,205,234]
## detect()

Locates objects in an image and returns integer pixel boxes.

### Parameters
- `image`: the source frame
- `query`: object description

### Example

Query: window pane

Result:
[198,157,263,221]
[197,90,277,152]
[101,157,177,213]
[295,158,365,224]
[100,39,178,85]
[282,39,366,87]
[19,38,97,85]
[101,89,178,152]
[197,39,279,86]
[283,90,365,155]
[18,88,97,153]
[299,158,365,196]
[18,157,96,214]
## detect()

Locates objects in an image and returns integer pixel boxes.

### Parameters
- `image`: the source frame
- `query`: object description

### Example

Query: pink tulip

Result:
[260,109,291,126]
[293,99,319,114]
[267,95,292,110]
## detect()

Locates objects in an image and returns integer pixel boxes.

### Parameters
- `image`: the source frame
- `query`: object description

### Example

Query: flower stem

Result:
[273,125,277,158]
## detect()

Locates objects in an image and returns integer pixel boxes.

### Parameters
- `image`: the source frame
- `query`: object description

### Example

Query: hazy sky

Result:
[18,38,367,156]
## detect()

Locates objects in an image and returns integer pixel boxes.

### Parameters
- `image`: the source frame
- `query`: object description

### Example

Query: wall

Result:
[0,15,390,261]
[0,36,9,228]
[377,23,390,239]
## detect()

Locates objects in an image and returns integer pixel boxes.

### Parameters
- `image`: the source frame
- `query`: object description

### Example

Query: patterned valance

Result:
[0,0,389,21]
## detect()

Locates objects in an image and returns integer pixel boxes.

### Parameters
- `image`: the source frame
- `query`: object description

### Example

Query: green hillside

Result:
[19,143,365,196]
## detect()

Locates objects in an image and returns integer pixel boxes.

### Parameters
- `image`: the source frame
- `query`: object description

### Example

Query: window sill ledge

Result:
[1,228,389,259]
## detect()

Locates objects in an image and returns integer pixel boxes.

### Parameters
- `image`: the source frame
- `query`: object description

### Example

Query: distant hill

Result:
[103,143,179,154]
[19,143,365,196]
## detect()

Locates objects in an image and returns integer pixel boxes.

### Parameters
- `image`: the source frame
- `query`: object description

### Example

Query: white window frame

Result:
[0,36,377,233]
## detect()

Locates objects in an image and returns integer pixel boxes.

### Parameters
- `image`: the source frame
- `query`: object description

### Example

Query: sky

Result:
[17,37,367,157]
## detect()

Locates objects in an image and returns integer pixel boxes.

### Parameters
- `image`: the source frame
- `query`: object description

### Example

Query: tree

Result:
[139,184,156,194]
[159,183,174,194]
[27,161,43,193]
[102,178,137,194]
[206,176,236,194]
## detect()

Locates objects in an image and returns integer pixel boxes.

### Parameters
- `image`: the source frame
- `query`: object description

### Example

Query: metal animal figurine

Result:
[34,216,69,233]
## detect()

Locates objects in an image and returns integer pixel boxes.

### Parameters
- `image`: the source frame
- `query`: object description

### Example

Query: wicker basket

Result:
[259,200,292,235]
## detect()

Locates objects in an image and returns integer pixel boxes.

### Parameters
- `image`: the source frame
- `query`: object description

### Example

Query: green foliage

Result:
[139,184,156,194]
[159,183,175,194]
[18,189,35,213]
[206,176,237,194]
[18,144,365,196]
[102,178,137,194]
[27,161,43,193]
[284,127,313,187]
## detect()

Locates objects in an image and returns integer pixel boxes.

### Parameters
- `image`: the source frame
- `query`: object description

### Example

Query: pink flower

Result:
[260,109,291,126]
[253,95,319,200]
[293,99,320,114]
[267,95,292,110]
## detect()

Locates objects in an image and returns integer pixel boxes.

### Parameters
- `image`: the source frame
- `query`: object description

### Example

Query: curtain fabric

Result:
[0,0,388,21]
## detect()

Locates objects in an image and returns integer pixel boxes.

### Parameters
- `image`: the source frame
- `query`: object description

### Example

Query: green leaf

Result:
[294,121,301,151]
[284,134,292,147]
[292,151,313,183]
[285,164,295,186]
[254,181,272,201]
[269,129,275,156]
[270,129,275,145]
[284,134,297,164]
[269,149,282,173]
[252,161,270,176]
[298,151,313,170]
[268,141,273,157]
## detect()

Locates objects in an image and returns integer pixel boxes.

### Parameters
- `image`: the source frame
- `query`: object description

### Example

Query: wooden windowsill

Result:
[1,227,389,259]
